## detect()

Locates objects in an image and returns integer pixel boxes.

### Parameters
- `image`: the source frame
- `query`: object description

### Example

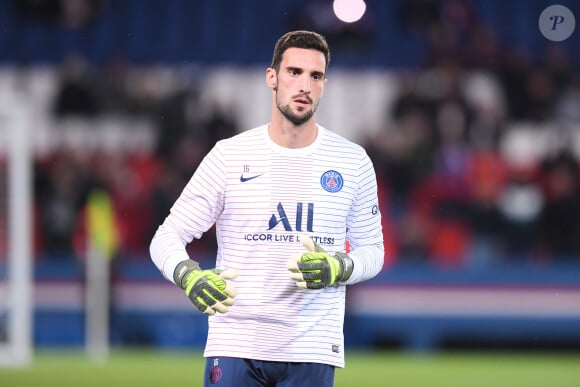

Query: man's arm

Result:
[149,220,194,284]
[149,143,236,314]
[150,218,238,315]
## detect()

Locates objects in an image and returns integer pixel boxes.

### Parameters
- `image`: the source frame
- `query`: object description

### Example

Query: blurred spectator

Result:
[496,167,544,261]
[97,57,133,115]
[53,54,102,118]
[204,107,239,147]
[538,152,580,261]
[396,210,431,264]
[462,23,501,70]
[375,174,399,268]
[407,159,471,267]
[554,74,580,128]
[464,151,507,267]
[154,87,202,160]
[433,91,471,162]
[523,68,558,123]
[462,70,507,150]
[94,151,154,257]
[148,161,186,243]
[425,86,473,266]
[367,74,435,201]
[496,48,534,120]
[35,149,91,258]
[542,45,574,94]
[123,66,165,117]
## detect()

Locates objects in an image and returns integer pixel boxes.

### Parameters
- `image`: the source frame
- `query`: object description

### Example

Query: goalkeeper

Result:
[150,30,384,387]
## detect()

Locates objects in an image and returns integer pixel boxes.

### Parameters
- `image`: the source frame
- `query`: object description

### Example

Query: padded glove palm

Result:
[174,260,238,315]
[287,236,353,289]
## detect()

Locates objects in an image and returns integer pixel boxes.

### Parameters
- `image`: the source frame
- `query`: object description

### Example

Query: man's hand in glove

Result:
[174,260,238,315]
[287,236,353,289]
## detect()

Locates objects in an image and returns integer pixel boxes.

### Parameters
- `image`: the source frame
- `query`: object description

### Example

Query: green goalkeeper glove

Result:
[173,260,238,315]
[287,236,354,289]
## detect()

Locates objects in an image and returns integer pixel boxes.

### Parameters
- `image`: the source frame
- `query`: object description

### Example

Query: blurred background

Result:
[1,0,580,358]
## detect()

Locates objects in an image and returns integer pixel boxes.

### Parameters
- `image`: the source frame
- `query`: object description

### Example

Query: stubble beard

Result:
[276,93,317,126]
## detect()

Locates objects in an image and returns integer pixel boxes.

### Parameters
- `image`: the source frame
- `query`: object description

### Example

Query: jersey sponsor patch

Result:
[320,170,343,193]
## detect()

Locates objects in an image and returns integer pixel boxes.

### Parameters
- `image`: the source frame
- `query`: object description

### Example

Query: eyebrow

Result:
[286,66,325,78]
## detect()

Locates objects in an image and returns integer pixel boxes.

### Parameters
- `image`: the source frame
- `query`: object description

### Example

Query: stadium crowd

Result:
[11,0,579,269]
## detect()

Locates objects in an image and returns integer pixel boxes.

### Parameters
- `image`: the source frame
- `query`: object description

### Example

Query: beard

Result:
[276,93,317,126]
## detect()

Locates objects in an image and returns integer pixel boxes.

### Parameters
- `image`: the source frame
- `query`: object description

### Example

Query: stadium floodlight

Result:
[0,89,33,367]
[333,0,367,23]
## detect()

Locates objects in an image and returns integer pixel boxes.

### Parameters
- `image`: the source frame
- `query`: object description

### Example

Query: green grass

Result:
[1,349,579,387]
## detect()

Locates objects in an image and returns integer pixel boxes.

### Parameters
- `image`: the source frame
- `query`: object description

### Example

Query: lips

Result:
[294,97,311,105]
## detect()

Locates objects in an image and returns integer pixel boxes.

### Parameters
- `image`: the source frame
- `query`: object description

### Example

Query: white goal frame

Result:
[0,92,33,367]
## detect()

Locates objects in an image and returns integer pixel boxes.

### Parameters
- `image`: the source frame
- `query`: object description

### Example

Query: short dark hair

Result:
[271,30,330,73]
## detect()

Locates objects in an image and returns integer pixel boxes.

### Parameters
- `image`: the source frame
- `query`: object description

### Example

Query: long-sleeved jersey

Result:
[150,124,384,368]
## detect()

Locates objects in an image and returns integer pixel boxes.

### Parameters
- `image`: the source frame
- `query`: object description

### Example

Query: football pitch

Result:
[1,349,579,386]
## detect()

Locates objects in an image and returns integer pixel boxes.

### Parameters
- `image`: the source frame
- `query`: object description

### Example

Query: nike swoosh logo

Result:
[240,174,263,182]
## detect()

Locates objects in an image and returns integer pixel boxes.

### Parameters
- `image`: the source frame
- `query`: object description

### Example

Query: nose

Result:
[299,75,311,94]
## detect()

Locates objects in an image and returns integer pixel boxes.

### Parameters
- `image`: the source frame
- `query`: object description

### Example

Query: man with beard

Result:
[150,30,384,387]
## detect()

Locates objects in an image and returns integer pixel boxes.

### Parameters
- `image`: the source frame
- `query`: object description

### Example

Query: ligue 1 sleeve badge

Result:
[320,170,344,193]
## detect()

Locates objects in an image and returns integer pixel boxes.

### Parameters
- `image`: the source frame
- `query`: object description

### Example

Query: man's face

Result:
[269,47,327,126]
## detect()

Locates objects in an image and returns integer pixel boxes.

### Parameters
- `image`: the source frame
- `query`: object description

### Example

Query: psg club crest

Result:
[210,366,222,384]
[320,170,343,193]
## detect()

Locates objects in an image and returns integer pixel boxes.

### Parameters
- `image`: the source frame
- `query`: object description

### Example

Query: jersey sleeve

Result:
[149,143,226,283]
[343,151,384,284]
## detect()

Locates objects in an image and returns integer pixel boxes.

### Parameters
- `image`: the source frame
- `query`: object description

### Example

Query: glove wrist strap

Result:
[173,259,201,289]
[335,252,354,282]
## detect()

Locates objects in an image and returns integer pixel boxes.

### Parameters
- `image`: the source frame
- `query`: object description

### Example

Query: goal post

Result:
[0,91,34,367]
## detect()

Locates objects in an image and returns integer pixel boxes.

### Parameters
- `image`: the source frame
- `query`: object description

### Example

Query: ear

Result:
[265,67,277,90]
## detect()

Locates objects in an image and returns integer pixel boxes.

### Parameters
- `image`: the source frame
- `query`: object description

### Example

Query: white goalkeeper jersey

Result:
[150,124,384,368]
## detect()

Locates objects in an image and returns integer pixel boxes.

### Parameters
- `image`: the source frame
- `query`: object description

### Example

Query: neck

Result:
[268,118,318,149]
